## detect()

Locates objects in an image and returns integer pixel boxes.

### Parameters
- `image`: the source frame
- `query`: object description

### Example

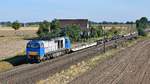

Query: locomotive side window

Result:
[55,40,60,49]
[57,40,63,49]
[61,40,63,48]
[58,40,60,49]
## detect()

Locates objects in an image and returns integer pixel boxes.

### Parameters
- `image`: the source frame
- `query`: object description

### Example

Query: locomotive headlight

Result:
[29,52,38,55]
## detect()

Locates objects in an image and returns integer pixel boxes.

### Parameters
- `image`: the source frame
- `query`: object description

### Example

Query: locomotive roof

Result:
[29,37,69,42]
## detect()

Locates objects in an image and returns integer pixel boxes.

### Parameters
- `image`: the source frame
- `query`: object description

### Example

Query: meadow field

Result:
[0,27,38,60]
[0,27,38,37]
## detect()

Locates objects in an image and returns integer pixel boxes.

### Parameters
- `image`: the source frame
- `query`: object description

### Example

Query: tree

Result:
[81,30,89,41]
[37,19,62,39]
[90,27,98,38]
[90,26,103,38]
[50,19,60,31]
[139,17,148,29]
[61,25,81,42]
[136,17,149,36]
[96,25,103,37]
[12,21,21,31]
[37,20,50,38]
[137,28,146,36]
[48,19,61,38]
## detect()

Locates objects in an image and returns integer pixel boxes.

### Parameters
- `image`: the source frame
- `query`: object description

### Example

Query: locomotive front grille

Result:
[28,55,39,59]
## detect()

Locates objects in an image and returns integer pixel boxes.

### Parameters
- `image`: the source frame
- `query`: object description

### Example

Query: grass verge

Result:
[0,62,13,73]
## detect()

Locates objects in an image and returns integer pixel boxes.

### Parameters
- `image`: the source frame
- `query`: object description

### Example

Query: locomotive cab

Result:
[26,41,45,63]
[26,37,72,63]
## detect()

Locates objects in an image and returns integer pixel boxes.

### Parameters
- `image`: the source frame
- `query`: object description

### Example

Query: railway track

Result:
[0,36,135,84]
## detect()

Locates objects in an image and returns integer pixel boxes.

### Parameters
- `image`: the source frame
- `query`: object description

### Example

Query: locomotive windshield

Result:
[27,43,40,48]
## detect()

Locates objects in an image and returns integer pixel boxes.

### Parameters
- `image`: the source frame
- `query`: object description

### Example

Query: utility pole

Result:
[103,26,106,53]
[114,32,118,48]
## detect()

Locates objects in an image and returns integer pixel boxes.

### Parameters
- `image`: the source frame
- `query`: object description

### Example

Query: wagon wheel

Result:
[49,54,54,59]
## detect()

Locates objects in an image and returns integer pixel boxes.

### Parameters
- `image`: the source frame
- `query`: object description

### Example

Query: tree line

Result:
[37,19,122,42]
[0,17,149,39]
[0,21,40,27]
[37,19,86,42]
[0,21,136,27]
[37,17,150,42]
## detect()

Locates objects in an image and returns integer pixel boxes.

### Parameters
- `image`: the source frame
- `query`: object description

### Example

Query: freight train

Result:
[26,32,138,63]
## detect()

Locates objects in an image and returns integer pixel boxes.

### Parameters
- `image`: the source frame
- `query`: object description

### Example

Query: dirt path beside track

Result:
[69,40,150,84]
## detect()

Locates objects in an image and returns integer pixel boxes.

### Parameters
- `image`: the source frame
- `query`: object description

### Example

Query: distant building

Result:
[58,19,89,30]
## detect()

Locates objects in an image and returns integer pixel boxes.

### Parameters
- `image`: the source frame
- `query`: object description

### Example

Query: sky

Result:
[0,0,149,22]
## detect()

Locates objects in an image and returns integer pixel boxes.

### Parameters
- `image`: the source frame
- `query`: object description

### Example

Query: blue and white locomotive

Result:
[26,37,71,63]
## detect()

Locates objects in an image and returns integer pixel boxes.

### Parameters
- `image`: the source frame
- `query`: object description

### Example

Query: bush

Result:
[12,21,21,30]
[136,17,148,36]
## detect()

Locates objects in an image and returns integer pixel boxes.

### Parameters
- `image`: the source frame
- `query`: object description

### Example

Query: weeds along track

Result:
[0,39,129,84]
